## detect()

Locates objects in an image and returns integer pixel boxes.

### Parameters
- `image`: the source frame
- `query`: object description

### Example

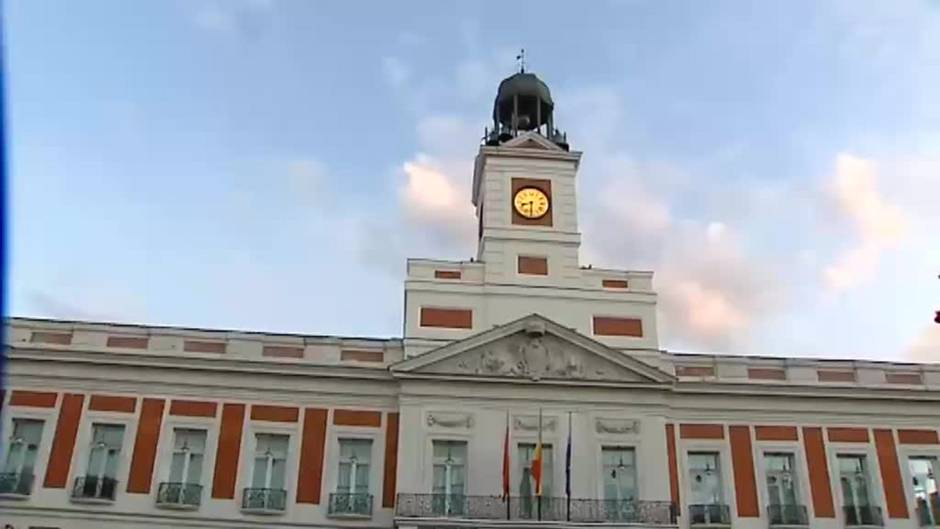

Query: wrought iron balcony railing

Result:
[156,482,202,509]
[395,494,677,524]
[0,472,34,496]
[915,498,939,527]
[71,476,117,501]
[768,504,809,526]
[242,487,287,512]
[689,503,732,525]
[844,505,884,527]
[328,492,374,517]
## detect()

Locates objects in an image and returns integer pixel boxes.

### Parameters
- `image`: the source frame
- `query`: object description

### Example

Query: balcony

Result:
[768,504,809,526]
[71,476,117,503]
[844,505,884,527]
[396,494,677,524]
[0,472,34,497]
[155,482,202,510]
[328,492,374,518]
[241,487,287,514]
[688,504,731,526]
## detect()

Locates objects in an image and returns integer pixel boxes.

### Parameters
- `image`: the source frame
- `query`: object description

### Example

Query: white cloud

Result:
[191,0,275,37]
[381,57,410,88]
[907,324,940,363]
[824,153,907,291]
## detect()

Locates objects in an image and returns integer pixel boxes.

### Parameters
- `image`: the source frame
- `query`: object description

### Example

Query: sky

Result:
[5,0,940,362]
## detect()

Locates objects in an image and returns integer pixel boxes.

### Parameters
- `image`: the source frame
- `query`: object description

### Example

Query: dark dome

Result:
[495,72,554,107]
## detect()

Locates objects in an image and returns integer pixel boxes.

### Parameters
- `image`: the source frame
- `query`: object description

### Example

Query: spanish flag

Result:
[502,412,510,500]
[532,409,544,496]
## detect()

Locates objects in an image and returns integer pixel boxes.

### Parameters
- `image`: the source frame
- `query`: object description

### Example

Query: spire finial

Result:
[516,48,526,73]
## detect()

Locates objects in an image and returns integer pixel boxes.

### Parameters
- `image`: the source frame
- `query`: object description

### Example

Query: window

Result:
[838,454,880,526]
[602,447,637,501]
[75,424,124,500]
[157,429,206,507]
[432,440,467,516]
[330,439,373,516]
[517,443,553,518]
[764,453,805,525]
[688,452,728,524]
[243,433,289,512]
[1,419,43,495]
[909,456,939,527]
[252,434,288,491]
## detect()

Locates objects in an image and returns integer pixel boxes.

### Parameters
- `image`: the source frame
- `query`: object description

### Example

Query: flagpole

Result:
[537,408,543,522]
[505,410,511,520]
[566,411,572,522]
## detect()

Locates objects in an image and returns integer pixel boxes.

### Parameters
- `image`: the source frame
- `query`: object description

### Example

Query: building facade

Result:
[2,72,939,529]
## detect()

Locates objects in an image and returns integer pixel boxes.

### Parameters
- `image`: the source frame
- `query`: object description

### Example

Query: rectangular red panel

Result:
[341,350,384,362]
[420,308,472,329]
[818,370,856,382]
[434,270,461,279]
[803,427,835,518]
[675,365,715,377]
[748,368,787,381]
[755,426,799,442]
[106,336,149,349]
[729,426,759,517]
[518,256,548,275]
[30,331,72,345]
[885,372,923,384]
[251,404,299,423]
[383,412,400,508]
[211,403,245,499]
[262,345,304,358]
[89,394,137,413]
[333,410,382,427]
[897,429,939,445]
[680,423,725,439]
[296,408,328,504]
[169,399,218,417]
[183,340,226,353]
[43,393,85,488]
[593,316,643,337]
[665,424,680,514]
[602,279,629,288]
[10,390,58,408]
[126,398,165,493]
[828,427,870,443]
[874,429,909,519]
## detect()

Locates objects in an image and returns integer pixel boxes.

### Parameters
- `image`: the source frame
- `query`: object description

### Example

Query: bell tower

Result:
[472,69,583,286]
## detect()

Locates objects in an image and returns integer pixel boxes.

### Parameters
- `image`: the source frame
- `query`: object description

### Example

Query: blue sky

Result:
[5,0,940,361]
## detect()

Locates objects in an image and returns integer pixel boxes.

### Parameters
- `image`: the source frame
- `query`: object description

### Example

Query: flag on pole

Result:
[502,411,511,500]
[532,409,543,496]
[565,412,572,499]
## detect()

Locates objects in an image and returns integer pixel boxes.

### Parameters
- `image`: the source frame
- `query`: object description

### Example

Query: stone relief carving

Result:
[594,418,640,435]
[514,415,557,432]
[426,412,474,429]
[432,331,640,382]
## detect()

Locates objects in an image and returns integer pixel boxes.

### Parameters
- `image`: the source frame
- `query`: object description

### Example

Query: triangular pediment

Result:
[392,314,675,386]
[501,131,564,152]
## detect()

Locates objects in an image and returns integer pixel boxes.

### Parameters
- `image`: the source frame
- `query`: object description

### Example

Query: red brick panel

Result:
[602,279,629,289]
[675,365,715,377]
[382,412,400,508]
[817,370,856,382]
[679,423,725,440]
[126,398,165,493]
[43,394,85,488]
[169,399,218,418]
[802,427,835,518]
[593,316,643,337]
[106,336,149,348]
[250,405,299,423]
[434,270,461,280]
[747,368,787,381]
[419,308,472,329]
[10,390,58,408]
[183,340,226,353]
[211,403,245,499]
[89,394,137,413]
[30,331,72,345]
[333,410,382,427]
[296,408,328,504]
[873,429,909,519]
[885,372,923,385]
[729,426,759,517]
[341,350,384,362]
[665,424,681,514]
[518,256,548,275]
[828,427,870,443]
[897,429,939,445]
[754,426,799,442]
[262,345,304,358]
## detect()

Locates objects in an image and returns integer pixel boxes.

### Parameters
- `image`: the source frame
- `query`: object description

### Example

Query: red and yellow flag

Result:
[501,414,510,499]
[531,440,543,496]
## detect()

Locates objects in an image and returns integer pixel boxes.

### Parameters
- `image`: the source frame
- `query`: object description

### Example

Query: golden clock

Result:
[513,187,550,219]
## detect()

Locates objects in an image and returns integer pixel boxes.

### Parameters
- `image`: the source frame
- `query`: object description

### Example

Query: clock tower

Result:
[403,69,661,361]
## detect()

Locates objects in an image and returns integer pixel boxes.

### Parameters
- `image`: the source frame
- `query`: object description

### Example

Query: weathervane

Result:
[516,48,526,73]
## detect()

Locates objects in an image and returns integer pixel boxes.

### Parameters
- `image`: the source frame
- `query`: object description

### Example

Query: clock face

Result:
[513,187,550,219]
